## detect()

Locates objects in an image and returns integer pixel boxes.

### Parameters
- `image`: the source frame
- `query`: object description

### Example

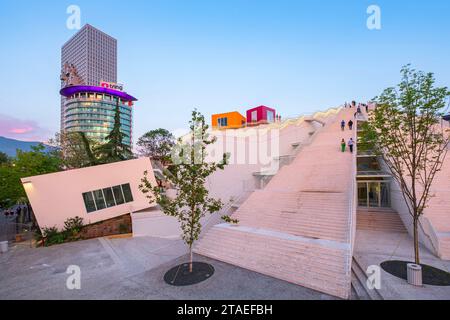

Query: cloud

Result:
[0,114,53,142]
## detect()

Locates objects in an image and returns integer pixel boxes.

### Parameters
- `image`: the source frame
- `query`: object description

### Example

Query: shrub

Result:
[33,228,43,245]
[42,226,66,246]
[37,217,85,246]
[64,216,84,241]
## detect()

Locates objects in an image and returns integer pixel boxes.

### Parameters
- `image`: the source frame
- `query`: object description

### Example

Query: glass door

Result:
[368,182,380,207]
[358,183,368,207]
[357,181,390,208]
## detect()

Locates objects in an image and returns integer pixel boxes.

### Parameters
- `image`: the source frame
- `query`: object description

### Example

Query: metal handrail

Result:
[346,112,358,286]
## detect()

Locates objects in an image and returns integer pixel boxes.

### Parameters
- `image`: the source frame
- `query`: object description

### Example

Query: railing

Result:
[346,112,358,289]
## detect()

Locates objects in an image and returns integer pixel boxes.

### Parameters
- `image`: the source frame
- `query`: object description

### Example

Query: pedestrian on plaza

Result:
[348,119,354,130]
[348,138,354,153]
[341,120,345,131]
[341,139,346,152]
[365,104,369,113]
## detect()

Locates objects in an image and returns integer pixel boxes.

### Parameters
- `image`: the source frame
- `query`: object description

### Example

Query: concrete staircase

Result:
[195,107,356,299]
[357,208,407,233]
[351,257,383,300]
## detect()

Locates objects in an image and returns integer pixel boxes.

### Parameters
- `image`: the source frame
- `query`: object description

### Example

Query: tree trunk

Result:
[413,217,420,265]
[189,245,193,273]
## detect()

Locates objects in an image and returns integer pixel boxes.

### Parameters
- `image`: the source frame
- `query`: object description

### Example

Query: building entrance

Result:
[357,181,390,208]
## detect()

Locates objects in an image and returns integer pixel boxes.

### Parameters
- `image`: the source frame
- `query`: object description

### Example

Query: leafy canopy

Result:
[137,128,175,165]
[0,144,62,208]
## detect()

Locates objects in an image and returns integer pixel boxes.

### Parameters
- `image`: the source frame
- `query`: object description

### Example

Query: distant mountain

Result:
[0,136,52,157]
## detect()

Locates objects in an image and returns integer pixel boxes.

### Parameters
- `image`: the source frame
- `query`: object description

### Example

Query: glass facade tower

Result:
[61,24,118,132]
[60,86,137,146]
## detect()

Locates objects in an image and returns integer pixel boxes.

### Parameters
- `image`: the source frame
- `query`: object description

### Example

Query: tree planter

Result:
[0,241,8,253]
[407,263,422,286]
[381,260,450,286]
[164,262,214,286]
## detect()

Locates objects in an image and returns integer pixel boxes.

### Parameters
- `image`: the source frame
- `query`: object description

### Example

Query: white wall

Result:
[22,157,157,231]
[380,158,439,256]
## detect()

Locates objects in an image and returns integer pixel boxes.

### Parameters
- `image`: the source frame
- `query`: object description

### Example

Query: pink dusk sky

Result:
[0,114,53,142]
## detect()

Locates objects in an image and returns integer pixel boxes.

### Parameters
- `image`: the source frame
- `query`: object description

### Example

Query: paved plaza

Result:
[0,236,336,300]
[354,229,450,300]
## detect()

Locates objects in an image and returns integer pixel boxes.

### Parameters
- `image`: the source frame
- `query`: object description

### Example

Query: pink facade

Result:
[246,105,276,124]
[21,158,157,231]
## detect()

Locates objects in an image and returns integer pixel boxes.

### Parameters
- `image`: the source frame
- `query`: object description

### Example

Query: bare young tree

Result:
[139,109,228,272]
[360,65,450,264]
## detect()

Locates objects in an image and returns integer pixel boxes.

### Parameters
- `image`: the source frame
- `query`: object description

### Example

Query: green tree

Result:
[137,128,175,166]
[48,131,98,169]
[139,110,228,272]
[360,65,450,264]
[0,144,61,208]
[0,151,10,165]
[95,102,133,163]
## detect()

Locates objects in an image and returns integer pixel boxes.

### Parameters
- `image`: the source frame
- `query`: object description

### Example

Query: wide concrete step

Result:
[356,210,406,233]
[351,257,383,300]
[194,225,351,298]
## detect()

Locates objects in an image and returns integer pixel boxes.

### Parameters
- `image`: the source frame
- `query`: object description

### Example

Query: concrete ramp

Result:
[195,107,357,299]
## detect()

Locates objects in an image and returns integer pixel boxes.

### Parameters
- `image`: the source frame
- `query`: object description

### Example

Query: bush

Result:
[64,216,84,241]
[37,217,85,247]
[42,226,66,246]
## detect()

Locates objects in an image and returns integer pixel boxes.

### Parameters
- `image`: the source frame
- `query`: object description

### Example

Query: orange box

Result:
[211,111,246,130]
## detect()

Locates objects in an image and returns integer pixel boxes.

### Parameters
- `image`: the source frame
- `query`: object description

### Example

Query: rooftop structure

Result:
[211,111,246,130]
[246,105,276,125]
[210,105,277,130]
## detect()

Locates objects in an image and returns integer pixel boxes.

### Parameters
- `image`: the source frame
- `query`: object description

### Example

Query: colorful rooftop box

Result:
[211,111,246,130]
[246,105,276,125]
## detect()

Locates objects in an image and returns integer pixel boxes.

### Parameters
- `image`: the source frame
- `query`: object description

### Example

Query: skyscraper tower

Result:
[60,24,118,131]
[59,24,136,147]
